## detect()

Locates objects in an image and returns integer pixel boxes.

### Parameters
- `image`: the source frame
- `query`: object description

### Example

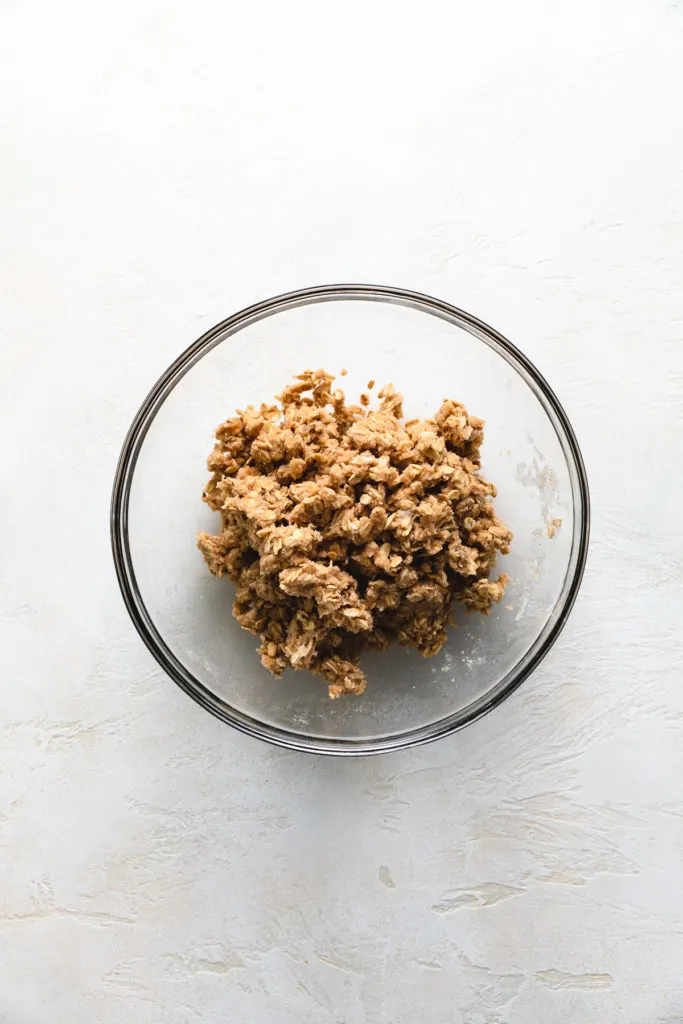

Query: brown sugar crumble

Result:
[547,517,562,539]
[198,370,512,698]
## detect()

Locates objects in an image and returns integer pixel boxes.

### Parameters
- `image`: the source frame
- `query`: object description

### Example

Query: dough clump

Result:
[198,370,512,698]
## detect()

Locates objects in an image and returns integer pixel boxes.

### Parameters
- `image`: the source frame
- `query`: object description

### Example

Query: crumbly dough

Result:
[547,517,562,539]
[198,370,512,698]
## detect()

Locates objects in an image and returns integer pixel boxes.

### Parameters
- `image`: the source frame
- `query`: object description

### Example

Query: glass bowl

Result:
[111,284,589,755]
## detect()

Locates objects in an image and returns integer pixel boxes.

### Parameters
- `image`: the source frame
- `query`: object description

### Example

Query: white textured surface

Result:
[1,0,683,1020]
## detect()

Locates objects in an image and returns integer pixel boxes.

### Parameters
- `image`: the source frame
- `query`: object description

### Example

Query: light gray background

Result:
[1,0,682,1021]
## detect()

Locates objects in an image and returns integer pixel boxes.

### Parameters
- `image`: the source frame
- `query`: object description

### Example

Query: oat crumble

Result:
[547,517,562,539]
[198,370,512,698]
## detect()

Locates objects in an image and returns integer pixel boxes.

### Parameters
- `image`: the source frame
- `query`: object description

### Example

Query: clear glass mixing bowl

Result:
[111,285,590,755]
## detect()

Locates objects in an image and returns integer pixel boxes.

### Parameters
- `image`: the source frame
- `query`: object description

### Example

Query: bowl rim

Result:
[111,283,590,756]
